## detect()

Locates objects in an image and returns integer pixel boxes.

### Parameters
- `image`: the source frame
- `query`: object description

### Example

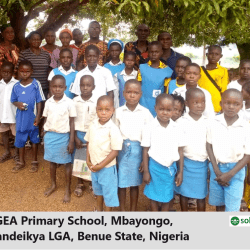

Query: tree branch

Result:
[28,0,47,16]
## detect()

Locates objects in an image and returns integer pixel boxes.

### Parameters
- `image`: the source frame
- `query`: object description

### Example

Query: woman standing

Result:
[50,29,78,69]
[17,31,51,98]
[0,24,19,69]
[41,28,58,55]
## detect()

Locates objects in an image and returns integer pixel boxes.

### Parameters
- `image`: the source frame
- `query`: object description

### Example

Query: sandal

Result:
[29,161,39,173]
[0,152,12,163]
[11,162,25,173]
[13,154,20,162]
[74,183,84,197]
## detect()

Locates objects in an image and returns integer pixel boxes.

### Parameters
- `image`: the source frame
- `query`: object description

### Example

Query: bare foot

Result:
[63,189,71,203]
[44,185,56,197]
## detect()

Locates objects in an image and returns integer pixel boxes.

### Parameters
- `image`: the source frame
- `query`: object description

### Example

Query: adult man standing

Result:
[124,24,150,69]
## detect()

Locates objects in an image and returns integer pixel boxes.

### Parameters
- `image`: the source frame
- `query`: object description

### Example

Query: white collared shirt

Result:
[115,103,153,142]
[227,80,242,91]
[43,94,76,133]
[177,113,208,161]
[84,119,123,168]
[141,118,186,167]
[0,77,19,123]
[107,60,123,66]
[173,85,215,118]
[239,101,250,122]
[207,113,250,163]
[70,65,116,99]
[73,95,97,132]
[48,66,76,81]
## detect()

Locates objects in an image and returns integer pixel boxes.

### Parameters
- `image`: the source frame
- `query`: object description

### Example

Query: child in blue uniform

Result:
[11,60,45,173]
[141,93,185,211]
[48,48,78,99]
[207,89,250,212]
[114,51,138,107]
[43,75,76,203]
[73,75,97,197]
[85,96,123,211]
[165,56,191,94]
[138,41,173,116]
[115,79,153,211]
[175,88,209,211]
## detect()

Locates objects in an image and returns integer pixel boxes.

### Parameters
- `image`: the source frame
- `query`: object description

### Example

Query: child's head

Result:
[241,81,250,101]
[206,45,222,64]
[124,51,136,70]
[44,28,56,45]
[96,95,114,124]
[157,32,172,50]
[59,48,73,69]
[85,45,100,67]
[108,39,124,61]
[184,63,201,86]
[18,60,33,81]
[155,93,174,124]
[72,28,83,44]
[88,21,101,39]
[239,59,250,80]
[170,94,185,121]
[50,75,66,99]
[221,89,243,117]
[175,56,192,79]
[80,75,95,98]
[123,79,142,106]
[148,41,163,63]
[1,61,14,83]
[186,88,205,117]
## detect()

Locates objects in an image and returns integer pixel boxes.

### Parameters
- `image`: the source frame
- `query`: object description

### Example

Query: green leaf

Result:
[18,0,25,11]
[212,0,220,14]
[142,1,150,12]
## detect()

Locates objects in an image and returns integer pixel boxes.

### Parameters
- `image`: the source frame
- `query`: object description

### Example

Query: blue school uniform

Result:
[118,139,142,188]
[104,62,125,76]
[52,67,78,99]
[144,158,177,203]
[167,79,178,94]
[11,79,44,148]
[139,63,172,116]
[117,72,126,106]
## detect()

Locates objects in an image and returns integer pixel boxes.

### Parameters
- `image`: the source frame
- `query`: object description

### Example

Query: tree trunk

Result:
[236,43,250,60]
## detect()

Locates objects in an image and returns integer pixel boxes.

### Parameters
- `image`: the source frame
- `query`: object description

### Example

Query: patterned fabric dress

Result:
[0,44,19,68]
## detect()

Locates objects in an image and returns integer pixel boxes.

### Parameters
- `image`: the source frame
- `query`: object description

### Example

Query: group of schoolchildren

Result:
[1,20,250,212]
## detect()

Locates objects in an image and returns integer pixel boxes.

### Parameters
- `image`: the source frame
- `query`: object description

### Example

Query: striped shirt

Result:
[17,48,51,91]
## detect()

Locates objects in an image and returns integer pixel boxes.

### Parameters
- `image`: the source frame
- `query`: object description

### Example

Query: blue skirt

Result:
[175,157,208,199]
[144,158,177,203]
[44,131,72,164]
[118,139,142,188]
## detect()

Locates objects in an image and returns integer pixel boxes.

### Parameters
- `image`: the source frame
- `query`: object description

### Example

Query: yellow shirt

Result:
[198,64,229,112]
[137,60,169,82]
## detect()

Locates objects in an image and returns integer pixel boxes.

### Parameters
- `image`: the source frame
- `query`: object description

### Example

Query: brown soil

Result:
[0,144,215,212]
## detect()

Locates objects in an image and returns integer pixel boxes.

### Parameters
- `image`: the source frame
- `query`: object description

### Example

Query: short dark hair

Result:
[109,42,122,50]
[45,28,55,34]
[51,75,66,85]
[18,60,33,70]
[59,48,73,57]
[97,95,114,107]
[124,51,136,60]
[1,61,14,72]
[185,63,200,72]
[73,28,82,34]
[124,79,141,89]
[155,93,174,106]
[240,59,250,68]
[28,31,42,40]
[186,88,205,102]
[207,45,222,53]
[222,89,242,100]
[80,75,95,85]
[85,44,100,56]
[148,41,162,50]
[89,21,100,28]
[171,93,186,114]
[176,56,192,65]
[157,31,171,40]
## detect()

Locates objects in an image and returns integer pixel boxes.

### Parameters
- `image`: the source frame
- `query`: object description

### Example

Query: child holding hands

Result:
[85,96,123,211]
[141,93,185,211]
[115,79,153,211]
[43,75,76,203]
[207,89,250,212]
[11,60,45,173]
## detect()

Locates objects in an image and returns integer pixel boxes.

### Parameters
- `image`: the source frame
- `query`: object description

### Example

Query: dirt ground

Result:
[0,143,216,212]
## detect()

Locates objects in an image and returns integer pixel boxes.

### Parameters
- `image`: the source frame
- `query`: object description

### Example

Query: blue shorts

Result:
[144,158,177,203]
[118,139,143,188]
[91,165,119,207]
[209,162,245,212]
[175,157,208,199]
[15,127,40,148]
